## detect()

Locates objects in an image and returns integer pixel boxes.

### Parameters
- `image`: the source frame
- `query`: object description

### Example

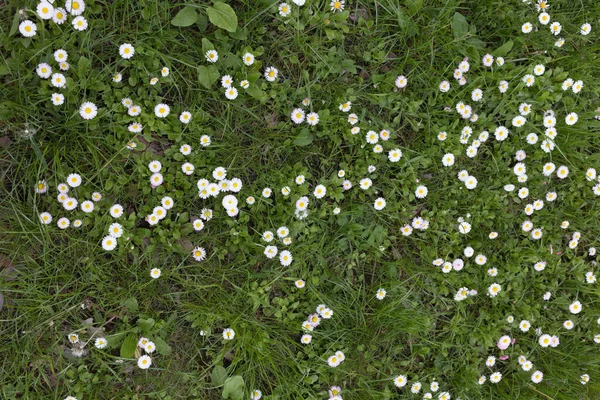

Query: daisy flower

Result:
[79,102,98,120]
[374,197,386,210]
[242,52,255,66]
[581,23,591,35]
[53,8,67,24]
[264,66,279,82]
[205,50,218,63]
[180,111,192,124]
[394,375,407,388]
[489,372,502,383]
[19,20,37,37]
[192,247,207,261]
[51,73,66,88]
[565,112,578,125]
[37,63,53,79]
[279,3,291,16]
[531,371,544,383]
[150,268,161,279]
[119,44,135,59]
[225,87,238,100]
[539,12,550,25]
[200,135,211,146]
[330,0,345,12]
[395,75,407,89]
[138,355,152,369]
[569,301,582,314]
[72,16,88,31]
[39,212,52,225]
[306,112,319,126]
[439,80,451,92]
[280,250,293,266]
[94,337,108,349]
[223,328,235,340]
[102,236,117,251]
[154,103,170,118]
[442,153,455,167]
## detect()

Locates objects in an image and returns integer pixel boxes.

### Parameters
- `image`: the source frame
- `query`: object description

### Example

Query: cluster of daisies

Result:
[393,376,449,400]
[205,49,279,99]
[36,49,71,106]
[262,226,293,267]
[521,0,591,47]
[37,173,102,230]
[274,0,345,16]
[115,44,176,87]
[299,303,334,345]
[426,13,599,390]
[290,98,320,126]
[19,0,89,37]
[136,337,156,369]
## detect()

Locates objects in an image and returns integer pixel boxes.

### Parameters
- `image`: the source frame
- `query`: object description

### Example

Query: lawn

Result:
[1,0,600,399]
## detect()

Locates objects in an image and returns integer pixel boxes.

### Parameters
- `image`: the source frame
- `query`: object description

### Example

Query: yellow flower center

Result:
[25,26,32,32]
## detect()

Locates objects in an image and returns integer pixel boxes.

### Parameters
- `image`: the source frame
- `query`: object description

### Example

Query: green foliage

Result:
[1,0,600,399]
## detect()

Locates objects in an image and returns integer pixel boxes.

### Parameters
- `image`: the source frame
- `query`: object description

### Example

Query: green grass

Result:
[2,0,600,399]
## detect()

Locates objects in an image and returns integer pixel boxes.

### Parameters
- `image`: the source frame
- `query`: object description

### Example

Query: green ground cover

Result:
[1,0,600,398]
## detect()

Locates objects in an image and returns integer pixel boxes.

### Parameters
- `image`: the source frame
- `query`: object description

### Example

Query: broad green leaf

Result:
[77,56,91,77]
[9,11,20,37]
[153,336,172,356]
[202,38,215,54]
[206,2,238,33]
[121,297,138,314]
[403,0,423,15]
[452,12,469,39]
[137,318,155,332]
[222,375,244,400]
[293,129,314,147]
[211,365,227,386]
[493,40,514,57]
[120,334,137,358]
[171,5,199,27]
[198,65,220,89]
